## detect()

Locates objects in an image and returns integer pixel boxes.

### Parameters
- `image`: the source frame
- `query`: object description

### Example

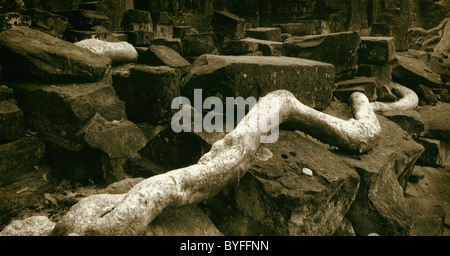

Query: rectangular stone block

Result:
[276,21,330,36]
[121,9,153,32]
[211,11,246,40]
[126,30,154,46]
[241,38,283,56]
[357,63,393,85]
[181,55,335,110]
[0,99,25,143]
[140,45,191,74]
[23,8,68,38]
[246,27,282,41]
[359,37,396,64]
[334,77,379,102]
[52,9,110,30]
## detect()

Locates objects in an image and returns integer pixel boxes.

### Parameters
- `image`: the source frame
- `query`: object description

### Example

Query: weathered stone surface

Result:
[181,55,335,110]
[276,21,330,36]
[146,205,223,236]
[333,218,356,236]
[0,85,13,101]
[416,137,447,167]
[246,27,282,41]
[241,38,283,56]
[182,33,219,58]
[380,110,424,136]
[324,102,424,236]
[121,9,153,32]
[0,12,30,31]
[0,216,55,236]
[358,37,396,64]
[126,30,154,46]
[0,136,45,187]
[211,11,245,40]
[376,85,397,102]
[357,63,393,85]
[52,9,110,30]
[173,25,199,38]
[283,32,361,81]
[150,38,183,55]
[74,39,138,65]
[219,39,259,55]
[111,64,181,124]
[370,12,409,51]
[152,12,173,39]
[23,8,68,38]
[0,27,111,83]
[140,45,191,73]
[393,53,444,89]
[0,98,25,142]
[416,84,438,106]
[202,130,360,236]
[406,166,450,236]
[334,77,379,102]
[417,103,450,140]
[64,25,116,43]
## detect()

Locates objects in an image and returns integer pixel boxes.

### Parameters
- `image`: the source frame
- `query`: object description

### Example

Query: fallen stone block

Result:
[323,103,424,235]
[376,85,397,102]
[370,12,409,51]
[52,9,110,30]
[182,33,219,58]
[416,84,438,106]
[276,21,330,36]
[334,77,379,102]
[0,98,25,142]
[112,64,182,124]
[211,11,245,40]
[393,53,444,89]
[380,109,424,136]
[182,55,335,110]
[0,216,55,236]
[283,32,361,81]
[0,12,31,31]
[121,9,153,32]
[241,38,283,56]
[173,25,198,38]
[64,25,116,43]
[74,38,138,65]
[0,136,45,187]
[22,8,68,38]
[139,45,191,73]
[126,30,154,46]
[152,12,173,39]
[145,205,223,236]
[219,39,259,55]
[0,27,111,83]
[150,38,183,55]
[357,63,393,85]
[417,103,450,140]
[245,27,282,42]
[358,37,396,64]
[416,137,447,167]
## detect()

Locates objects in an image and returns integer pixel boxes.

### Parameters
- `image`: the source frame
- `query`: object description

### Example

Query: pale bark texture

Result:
[51,90,381,236]
[74,39,139,64]
[371,83,419,112]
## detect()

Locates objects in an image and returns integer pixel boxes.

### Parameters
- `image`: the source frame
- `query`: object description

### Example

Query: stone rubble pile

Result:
[0,0,449,237]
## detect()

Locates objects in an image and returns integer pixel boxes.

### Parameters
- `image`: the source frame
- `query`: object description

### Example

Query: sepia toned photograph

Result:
[0,0,449,244]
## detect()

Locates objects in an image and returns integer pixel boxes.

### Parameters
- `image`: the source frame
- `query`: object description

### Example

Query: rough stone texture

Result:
[0,27,111,83]
[0,85,13,101]
[324,102,424,236]
[126,30,154,46]
[202,129,360,236]
[241,38,283,56]
[0,216,55,236]
[393,53,444,89]
[283,32,361,81]
[376,85,397,102]
[0,12,31,31]
[333,218,356,236]
[146,205,223,236]
[182,33,219,58]
[140,45,191,73]
[211,11,246,40]
[149,38,183,55]
[357,63,393,85]
[0,136,45,187]
[52,9,110,30]
[406,166,450,236]
[358,37,396,64]
[276,21,330,36]
[416,137,447,167]
[121,9,153,32]
[380,110,424,136]
[370,12,409,51]
[0,98,25,142]
[181,55,335,110]
[219,40,259,55]
[246,27,282,41]
[173,25,199,38]
[111,64,182,124]
[64,25,116,43]
[416,84,438,106]
[22,8,68,38]
[417,103,450,140]
[334,77,379,102]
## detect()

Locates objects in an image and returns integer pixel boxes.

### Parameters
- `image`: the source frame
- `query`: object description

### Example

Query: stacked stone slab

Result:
[211,11,246,41]
[22,8,68,39]
[0,85,45,187]
[357,36,396,86]
[276,21,330,36]
[245,27,282,42]
[121,9,154,46]
[152,12,173,39]
[0,11,30,31]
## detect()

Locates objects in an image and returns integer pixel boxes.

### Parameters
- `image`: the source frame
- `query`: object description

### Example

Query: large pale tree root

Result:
[50,90,381,236]
[370,83,419,112]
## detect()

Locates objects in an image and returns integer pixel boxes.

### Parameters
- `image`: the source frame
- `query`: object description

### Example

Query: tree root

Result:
[371,83,419,112]
[50,90,381,236]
